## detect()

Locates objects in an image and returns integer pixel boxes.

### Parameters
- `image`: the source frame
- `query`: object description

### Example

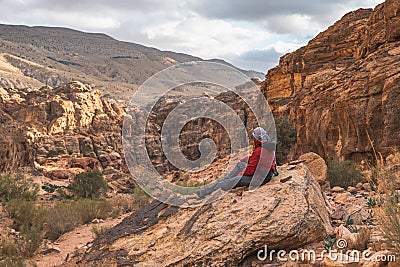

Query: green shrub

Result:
[275,116,297,164]
[5,200,46,231]
[327,159,364,188]
[0,173,39,202]
[70,170,107,199]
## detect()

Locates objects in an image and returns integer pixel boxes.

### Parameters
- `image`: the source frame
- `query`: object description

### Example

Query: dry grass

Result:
[373,152,400,255]
[107,194,137,218]
[0,237,25,267]
[44,201,82,241]
[91,225,111,240]
[328,159,364,188]
[45,199,112,240]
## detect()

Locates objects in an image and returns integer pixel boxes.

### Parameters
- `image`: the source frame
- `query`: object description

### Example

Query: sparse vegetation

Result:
[70,170,107,199]
[107,194,136,218]
[0,237,25,267]
[327,159,364,188]
[275,116,297,164]
[5,199,46,231]
[3,200,45,258]
[366,197,377,208]
[0,173,39,202]
[130,186,151,208]
[345,216,358,233]
[91,225,111,240]
[44,199,111,241]
[374,152,400,255]
[324,236,336,250]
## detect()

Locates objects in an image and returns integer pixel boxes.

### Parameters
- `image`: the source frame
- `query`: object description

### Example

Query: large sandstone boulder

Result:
[298,152,329,188]
[79,163,332,266]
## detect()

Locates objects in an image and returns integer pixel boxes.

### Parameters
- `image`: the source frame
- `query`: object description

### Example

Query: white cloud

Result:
[265,14,322,36]
[142,16,269,59]
[265,40,304,54]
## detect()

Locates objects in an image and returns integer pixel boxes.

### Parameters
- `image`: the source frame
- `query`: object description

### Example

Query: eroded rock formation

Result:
[0,81,131,190]
[263,0,400,163]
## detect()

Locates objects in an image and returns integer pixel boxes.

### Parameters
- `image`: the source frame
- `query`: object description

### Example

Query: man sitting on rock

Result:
[197,127,277,197]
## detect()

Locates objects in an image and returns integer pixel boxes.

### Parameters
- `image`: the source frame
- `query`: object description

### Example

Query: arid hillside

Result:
[0,24,263,102]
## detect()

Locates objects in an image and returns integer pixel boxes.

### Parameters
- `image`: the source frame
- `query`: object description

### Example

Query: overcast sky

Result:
[0,0,383,72]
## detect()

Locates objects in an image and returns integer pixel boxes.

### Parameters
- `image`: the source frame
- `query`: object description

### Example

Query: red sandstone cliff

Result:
[263,0,400,163]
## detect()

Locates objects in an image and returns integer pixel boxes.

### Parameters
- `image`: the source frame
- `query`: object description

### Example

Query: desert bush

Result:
[327,159,364,188]
[0,237,24,267]
[3,200,45,259]
[4,200,46,231]
[70,170,107,199]
[0,173,39,202]
[275,116,297,164]
[19,225,43,257]
[44,201,81,241]
[72,199,111,224]
[91,225,111,240]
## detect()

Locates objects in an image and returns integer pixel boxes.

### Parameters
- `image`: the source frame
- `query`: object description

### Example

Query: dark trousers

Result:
[199,162,273,195]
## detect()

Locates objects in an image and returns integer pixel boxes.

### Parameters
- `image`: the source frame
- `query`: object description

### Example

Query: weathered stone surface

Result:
[263,0,400,163]
[79,163,332,266]
[43,169,75,180]
[0,81,125,181]
[71,157,102,172]
[298,152,328,188]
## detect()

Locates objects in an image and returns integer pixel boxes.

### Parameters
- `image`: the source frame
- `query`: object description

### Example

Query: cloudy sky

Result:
[0,0,383,72]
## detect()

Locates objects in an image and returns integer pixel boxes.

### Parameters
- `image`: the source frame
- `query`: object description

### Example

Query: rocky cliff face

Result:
[264,0,400,163]
[0,81,133,190]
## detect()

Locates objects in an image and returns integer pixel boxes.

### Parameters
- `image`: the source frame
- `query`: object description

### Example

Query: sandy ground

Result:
[32,215,126,267]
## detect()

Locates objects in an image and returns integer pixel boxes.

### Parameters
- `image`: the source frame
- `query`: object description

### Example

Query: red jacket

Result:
[239,139,276,178]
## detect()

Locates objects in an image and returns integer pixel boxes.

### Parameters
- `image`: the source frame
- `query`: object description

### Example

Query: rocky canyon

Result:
[263,0,400,164]
[0,0,399,266]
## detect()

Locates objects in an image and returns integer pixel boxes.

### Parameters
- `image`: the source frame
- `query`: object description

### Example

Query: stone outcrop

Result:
[0,81,131,189]
[263,0,400,163]
[78,162,332,266]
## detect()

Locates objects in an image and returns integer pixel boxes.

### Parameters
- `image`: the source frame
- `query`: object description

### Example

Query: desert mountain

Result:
[0,24,263,102]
